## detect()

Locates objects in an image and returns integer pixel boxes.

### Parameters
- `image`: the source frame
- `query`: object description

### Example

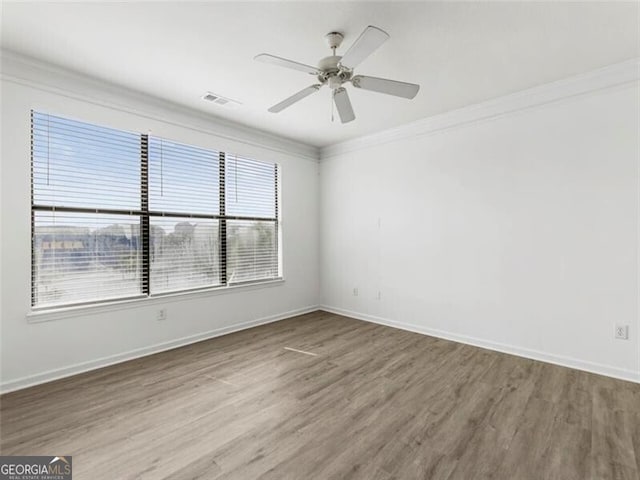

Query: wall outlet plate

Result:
[615,324,629,340]
[157,308,167,321]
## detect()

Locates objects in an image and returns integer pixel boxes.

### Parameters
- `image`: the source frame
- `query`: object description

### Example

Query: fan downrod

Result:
[324,32,344,51]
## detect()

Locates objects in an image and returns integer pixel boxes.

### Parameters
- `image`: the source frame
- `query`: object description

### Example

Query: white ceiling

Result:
[2,2,638,148]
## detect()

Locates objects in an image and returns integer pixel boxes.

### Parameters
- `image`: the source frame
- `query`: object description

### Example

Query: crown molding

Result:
[3,50,637,163]
[321,58,640,160]
[0,49,320,162]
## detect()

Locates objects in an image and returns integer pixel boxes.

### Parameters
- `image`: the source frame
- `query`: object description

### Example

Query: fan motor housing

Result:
[318,55,340,72]
[317,55,352,86]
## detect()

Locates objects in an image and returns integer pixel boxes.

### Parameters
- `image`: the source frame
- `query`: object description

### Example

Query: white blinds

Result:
[150,217,221,293]
[148,137,220,215]
[148,137,223,293]
[32,112,143,307]
[224,155,278,284]
[32,112,141,210]
[225,155,277,218]
[227,220,278,283]
[31,111,280,309]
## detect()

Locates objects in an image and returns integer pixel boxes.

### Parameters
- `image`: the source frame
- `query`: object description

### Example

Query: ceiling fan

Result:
[254,26,420,124]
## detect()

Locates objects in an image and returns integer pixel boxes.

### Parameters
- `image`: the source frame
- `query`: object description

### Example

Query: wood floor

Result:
[1,311,639,480]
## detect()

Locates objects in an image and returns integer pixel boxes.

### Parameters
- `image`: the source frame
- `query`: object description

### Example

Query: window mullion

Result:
[141,134,150,295]
[219,152,227,285]
[275,163,279,277]
[30,110,37,307]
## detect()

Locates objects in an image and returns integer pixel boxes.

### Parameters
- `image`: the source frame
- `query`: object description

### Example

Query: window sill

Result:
[26,278,285,324]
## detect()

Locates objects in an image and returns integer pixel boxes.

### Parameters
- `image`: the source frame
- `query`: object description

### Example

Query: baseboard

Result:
[0,305,320,394]
[320,305,640,384]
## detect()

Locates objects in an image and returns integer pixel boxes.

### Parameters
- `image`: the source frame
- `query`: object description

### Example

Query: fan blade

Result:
[339,26,389,70]
[254,54,319,75]
[268,84,322,113]
[352,75,420,99]
[333,87,355,123]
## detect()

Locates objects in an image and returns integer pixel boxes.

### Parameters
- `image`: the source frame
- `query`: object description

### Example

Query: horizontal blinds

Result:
[32,111,143,308]
[227,219,278,284]
[32,111,141,210]
[150,217,221,293]
[149,137,220,215]
[225,155,277,218]
[31,111,280,309]
[33,211,142,308]
[148,137,223,291]
[225,156,278,284]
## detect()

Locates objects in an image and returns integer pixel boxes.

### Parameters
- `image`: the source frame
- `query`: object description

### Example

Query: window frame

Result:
[30,111,282,312]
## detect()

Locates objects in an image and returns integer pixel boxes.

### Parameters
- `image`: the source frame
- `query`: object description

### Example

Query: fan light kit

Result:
[254,25,420,124]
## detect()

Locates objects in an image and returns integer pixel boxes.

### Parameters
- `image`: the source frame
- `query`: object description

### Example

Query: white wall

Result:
[0,54,320,392]
[2,53,639,392]
[320,75,640,382]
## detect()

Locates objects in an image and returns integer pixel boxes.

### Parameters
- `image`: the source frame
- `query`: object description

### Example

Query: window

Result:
[148,138,222,293]
[31,111,280,309]
[225,155,279,283]
[31,112,143,307]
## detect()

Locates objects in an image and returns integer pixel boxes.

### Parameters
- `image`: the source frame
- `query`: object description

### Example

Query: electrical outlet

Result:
[353,287,358,297]
[377,291,382,300]
[157,308,167,321]
[615,325,629,340]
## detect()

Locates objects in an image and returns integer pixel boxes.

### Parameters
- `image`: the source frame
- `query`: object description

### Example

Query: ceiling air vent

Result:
[202,92,241,108]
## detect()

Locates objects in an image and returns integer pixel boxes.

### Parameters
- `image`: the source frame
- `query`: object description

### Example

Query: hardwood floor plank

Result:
[1,311,638,480]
